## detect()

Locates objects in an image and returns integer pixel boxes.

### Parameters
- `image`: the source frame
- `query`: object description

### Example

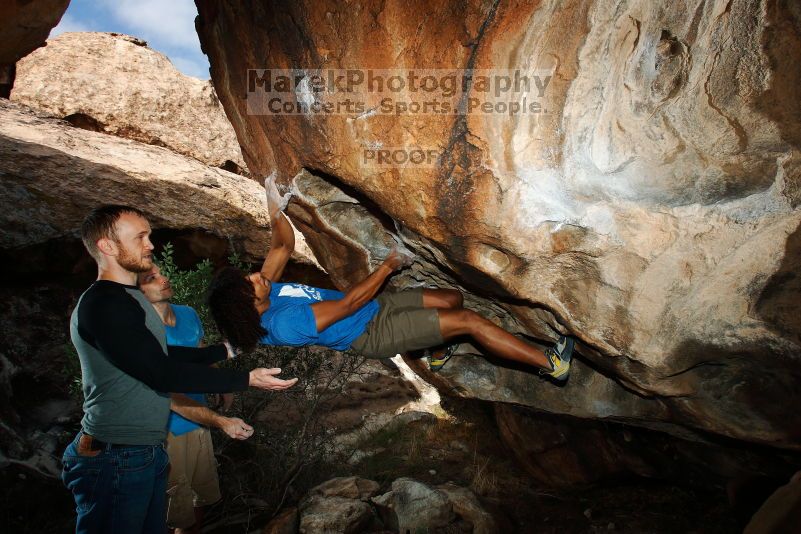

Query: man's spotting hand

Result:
[264,171,292,219]
[249,367,298,391]
[218,417,254,440]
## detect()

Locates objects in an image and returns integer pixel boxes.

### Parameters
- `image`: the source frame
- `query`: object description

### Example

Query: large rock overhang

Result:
[191,0,801,450]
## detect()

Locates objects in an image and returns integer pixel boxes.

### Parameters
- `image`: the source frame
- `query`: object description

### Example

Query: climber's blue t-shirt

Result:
[166,304,206,437]
[259,282,379,351]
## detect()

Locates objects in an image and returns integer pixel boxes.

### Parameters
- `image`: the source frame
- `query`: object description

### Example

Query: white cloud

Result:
[101,0,201,51]
[49,13,91,38]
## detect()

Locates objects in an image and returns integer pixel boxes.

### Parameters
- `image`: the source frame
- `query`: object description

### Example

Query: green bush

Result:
[156,242,247,344]
[61,343,83,401]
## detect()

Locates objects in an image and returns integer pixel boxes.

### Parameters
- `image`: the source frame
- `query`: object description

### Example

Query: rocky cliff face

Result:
[12,32,248,174]
[195,0,801,450]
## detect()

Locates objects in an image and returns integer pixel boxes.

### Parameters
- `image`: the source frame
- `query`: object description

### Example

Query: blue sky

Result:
[49,0,210,79]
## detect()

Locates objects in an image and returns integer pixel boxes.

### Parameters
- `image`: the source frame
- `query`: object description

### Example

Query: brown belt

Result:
[78,433,141,455]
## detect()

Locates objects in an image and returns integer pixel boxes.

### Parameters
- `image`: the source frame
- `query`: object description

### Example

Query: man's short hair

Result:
[81,204,146,260]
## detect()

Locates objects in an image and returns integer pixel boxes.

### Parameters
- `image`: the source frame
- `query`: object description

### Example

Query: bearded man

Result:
[62,205,296,534]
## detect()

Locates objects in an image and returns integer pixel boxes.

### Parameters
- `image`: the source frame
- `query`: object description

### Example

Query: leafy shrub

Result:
[61,343,83,400]
[156,242,246,344]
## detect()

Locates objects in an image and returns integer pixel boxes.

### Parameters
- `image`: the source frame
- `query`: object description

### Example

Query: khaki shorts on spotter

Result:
[166,427,221,529]
[350,288,444,358]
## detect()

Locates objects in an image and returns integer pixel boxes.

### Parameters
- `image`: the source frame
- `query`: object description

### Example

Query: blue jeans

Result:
[61,432,170,534]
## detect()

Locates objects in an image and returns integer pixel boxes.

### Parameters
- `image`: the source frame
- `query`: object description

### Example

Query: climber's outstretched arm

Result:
[310,249,411,331]
[260,174,295,282]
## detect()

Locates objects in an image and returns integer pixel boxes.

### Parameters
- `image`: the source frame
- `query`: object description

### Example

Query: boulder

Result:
[371,478,455,532]
[298,495,375,534]
[0,99,316,265]
[11,32,248,174]
[436,483,498,534]
[371,477,498,533]
[307,476,381,501]
[287,169,398,289]
[195,0,801,450]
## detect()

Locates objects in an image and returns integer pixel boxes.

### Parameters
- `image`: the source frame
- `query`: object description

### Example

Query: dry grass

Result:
[406,430,423,464]
[469,455,500,496]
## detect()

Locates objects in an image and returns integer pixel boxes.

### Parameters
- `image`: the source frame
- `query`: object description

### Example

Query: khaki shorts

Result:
[165,428,221,529]
[350,288,444,358]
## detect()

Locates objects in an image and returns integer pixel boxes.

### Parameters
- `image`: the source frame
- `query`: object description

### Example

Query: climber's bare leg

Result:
[422,288,463,309]
[437,308,550,369]
[422,290,463,357]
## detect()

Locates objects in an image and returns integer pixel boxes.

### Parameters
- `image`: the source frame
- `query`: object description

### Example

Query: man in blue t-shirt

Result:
[139,265,254,534]
[209,175,575,381]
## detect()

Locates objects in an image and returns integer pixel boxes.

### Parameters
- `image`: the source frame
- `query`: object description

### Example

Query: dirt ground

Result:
[331,396,741,534]
[203,394,743,533]
[2,395,744,534]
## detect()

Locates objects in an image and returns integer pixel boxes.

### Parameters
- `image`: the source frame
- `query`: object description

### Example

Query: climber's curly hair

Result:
[208,266,267,352]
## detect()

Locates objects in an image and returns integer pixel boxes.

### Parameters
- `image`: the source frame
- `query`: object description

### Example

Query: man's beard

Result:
[117,244,152,273]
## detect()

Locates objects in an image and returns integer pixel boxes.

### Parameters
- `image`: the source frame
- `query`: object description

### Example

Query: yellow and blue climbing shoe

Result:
[542,335,574,382]
[428,344,459,373]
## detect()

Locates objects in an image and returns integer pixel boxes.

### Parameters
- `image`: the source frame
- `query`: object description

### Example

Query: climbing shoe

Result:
[428,344,459,373]
[541,335,574,382]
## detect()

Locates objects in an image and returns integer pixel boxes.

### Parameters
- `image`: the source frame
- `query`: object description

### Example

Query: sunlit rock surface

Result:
[196,0,801,450]
[0,99,316,263]
[11,32,248,174]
